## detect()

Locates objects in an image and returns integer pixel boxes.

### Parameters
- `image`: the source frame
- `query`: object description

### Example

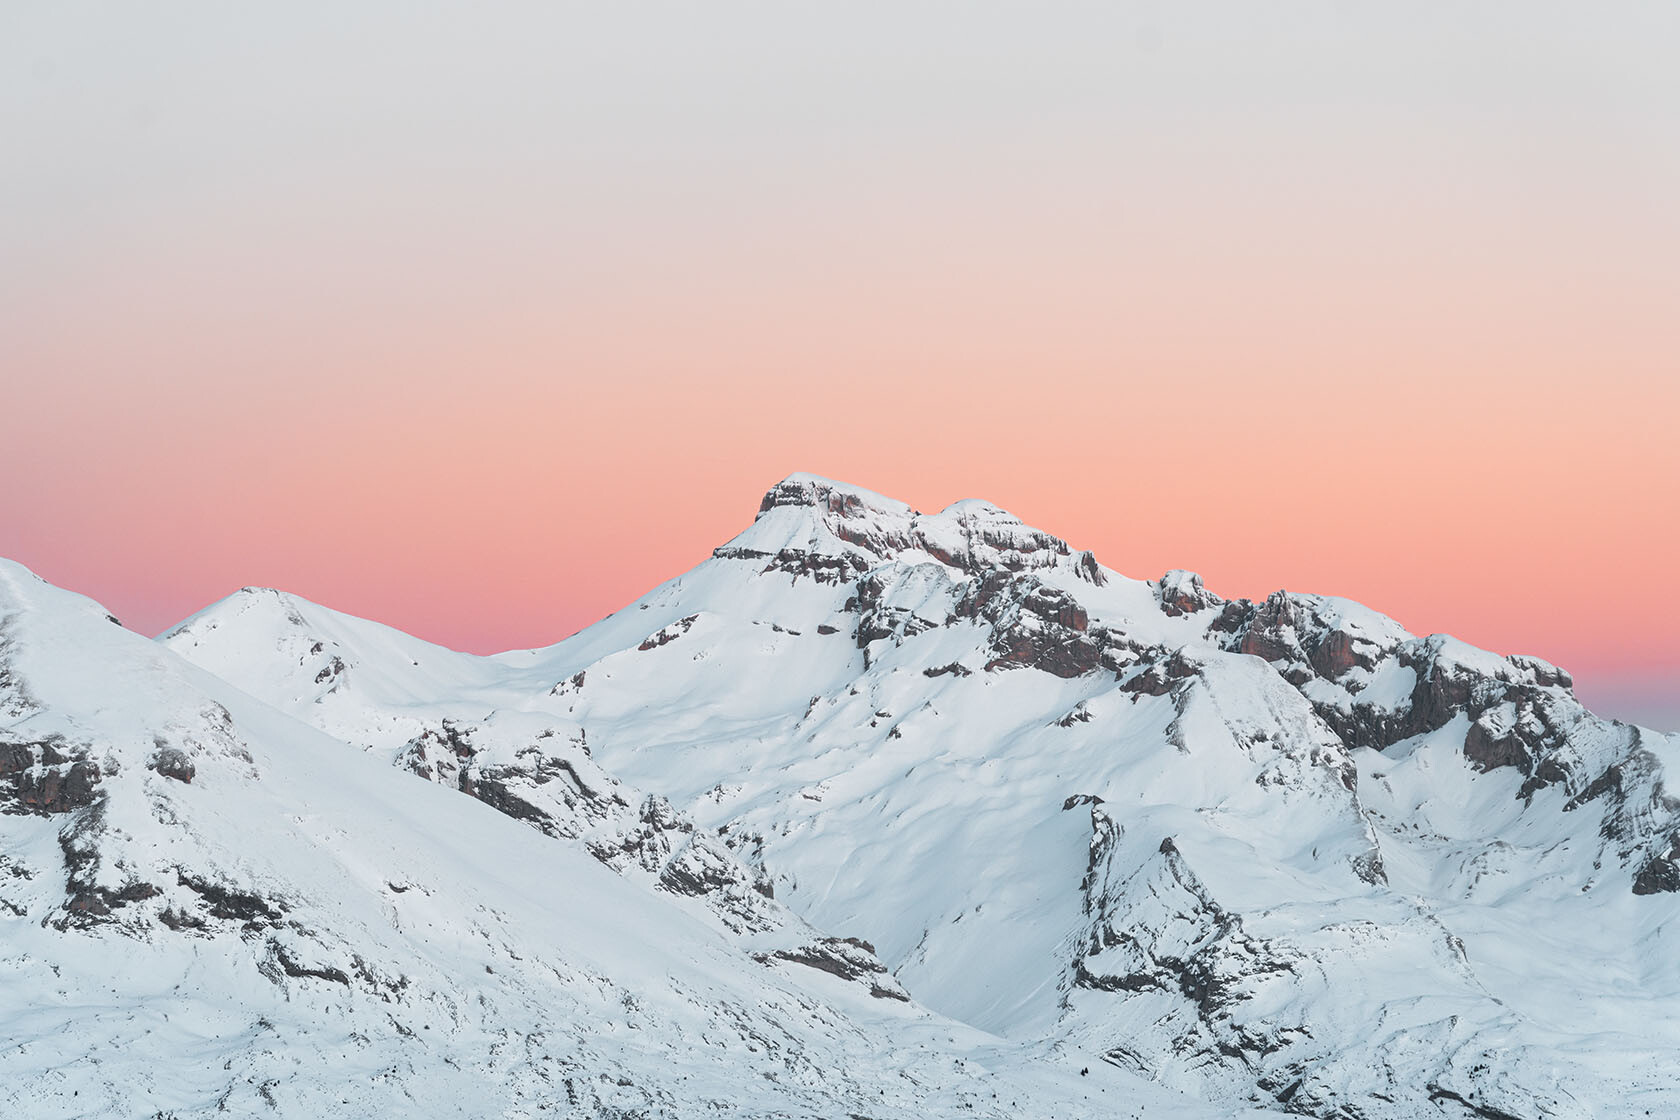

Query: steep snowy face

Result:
[160,585,511,741]
[4,557,1254,1120]
[160,589,805,941]
[156,474,1680,1120]
[1200,586,1679,898]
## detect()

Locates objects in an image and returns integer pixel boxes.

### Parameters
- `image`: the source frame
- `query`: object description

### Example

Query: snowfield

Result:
[4,473,1676,1118]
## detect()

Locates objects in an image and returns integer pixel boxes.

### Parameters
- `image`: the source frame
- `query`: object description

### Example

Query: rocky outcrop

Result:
[1208,592,1674,897]
[397,721,784,934]
[1228,590,1392,687]
[1073,813,1303,1076]
[172,872,288,931]
[718,475,1102,588]
[150,746,196,784]
[957,572,1106,678]
[1118,648,1201,697]
[712,544,873,585]
[0,736,101,816]
[51,804,158,930]
[400,721,636,841]
[1155,570,1221,618]
[1634,839,1680,895]
[396,720,479,789]
[755,937,910,1001]
[852,571,945,649]
[638,614,698,651]
[592,795,780,934]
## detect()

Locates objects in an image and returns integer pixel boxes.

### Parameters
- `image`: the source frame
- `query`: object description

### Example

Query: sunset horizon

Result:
[5,7,1679,1116]
[8,6,1674,730]
[8,460,1676,732]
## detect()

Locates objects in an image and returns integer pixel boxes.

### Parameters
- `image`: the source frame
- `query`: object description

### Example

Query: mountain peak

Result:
[755,473,915,520]
[723,474,1102,586]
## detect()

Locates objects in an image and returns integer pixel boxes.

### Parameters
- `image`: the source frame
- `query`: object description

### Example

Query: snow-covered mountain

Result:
[0,555,1250,1120]
[6,473,1677,1117]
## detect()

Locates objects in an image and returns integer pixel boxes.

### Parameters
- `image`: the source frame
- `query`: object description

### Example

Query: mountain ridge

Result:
[4,474,1676,1118]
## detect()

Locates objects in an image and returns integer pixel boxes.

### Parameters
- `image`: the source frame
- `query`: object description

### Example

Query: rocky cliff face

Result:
[398,715,786,934]
[144,474,1680,1120]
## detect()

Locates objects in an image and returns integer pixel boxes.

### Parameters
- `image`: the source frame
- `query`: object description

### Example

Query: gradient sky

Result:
[3,3,1676,728]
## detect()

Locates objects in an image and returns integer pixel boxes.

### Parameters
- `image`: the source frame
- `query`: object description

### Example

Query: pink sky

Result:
[3,4,1676,727]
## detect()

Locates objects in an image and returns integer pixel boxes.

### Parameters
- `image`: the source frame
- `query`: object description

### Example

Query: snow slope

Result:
[0,557,1261,1119]
[89,473,1680,1116]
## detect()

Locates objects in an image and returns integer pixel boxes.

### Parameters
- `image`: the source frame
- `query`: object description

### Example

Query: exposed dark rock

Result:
[177,872,287,929]
[754,937,909,1001]
[1509,654,1573,691]
[1266,630,1583,780]
[1055,704,1093,727]
[1229,591,1379,683]
[1236,591,1306,666]
[470,772,556,829]
[1633,837,1680,895]
[1204,599,1253,636]
[1075,551,1107,586]
[52,810,163,929]
[728,477,1090,587]
[1463,713,1535,774]
[958,573,1103,679]
[157,906,208,931]
[1564,764,1623,811]
[1072,958,1163,994]
[581,795,778,932]
[1,737,101,816]
[656,841,737,898]
[150,746,196,784]
[1633,857,1680,895]
[1405,653,1484,737]
[396,720,479,786]
[409,722,634,847]
[270,941,350,986]
[1073,814,1307,1086]
[62,878,161,924]
[1309,629,1364,679]
[714,545,872,586]
[985,633,1100,678]
[1156,571,1221,618]
[1426,1084,1526,1120]
[550,671,587,696]
[1350,847,1387,886]
[638,615,698,651]
[1118,650,1187,696]
[853,572,942,649]
[757,477,882,523]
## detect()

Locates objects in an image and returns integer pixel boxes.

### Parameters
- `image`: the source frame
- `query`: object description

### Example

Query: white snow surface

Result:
[0,556,1253,1119]
[5,474,1678,1118]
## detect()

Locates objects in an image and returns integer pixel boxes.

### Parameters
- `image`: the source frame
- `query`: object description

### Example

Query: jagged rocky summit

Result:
[3,473,1676,1119]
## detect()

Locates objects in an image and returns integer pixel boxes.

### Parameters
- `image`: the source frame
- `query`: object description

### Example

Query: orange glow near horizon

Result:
[3,4,1676,727]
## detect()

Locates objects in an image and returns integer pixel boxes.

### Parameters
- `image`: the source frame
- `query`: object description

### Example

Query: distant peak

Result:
[932,498,1020,523]
[756,474,915,521]
[726,474,1105,586]
[227,586,315,617]
[159,585,324,644]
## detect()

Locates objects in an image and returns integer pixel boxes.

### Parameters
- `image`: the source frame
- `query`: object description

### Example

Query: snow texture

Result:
[4,473,1676,1118]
